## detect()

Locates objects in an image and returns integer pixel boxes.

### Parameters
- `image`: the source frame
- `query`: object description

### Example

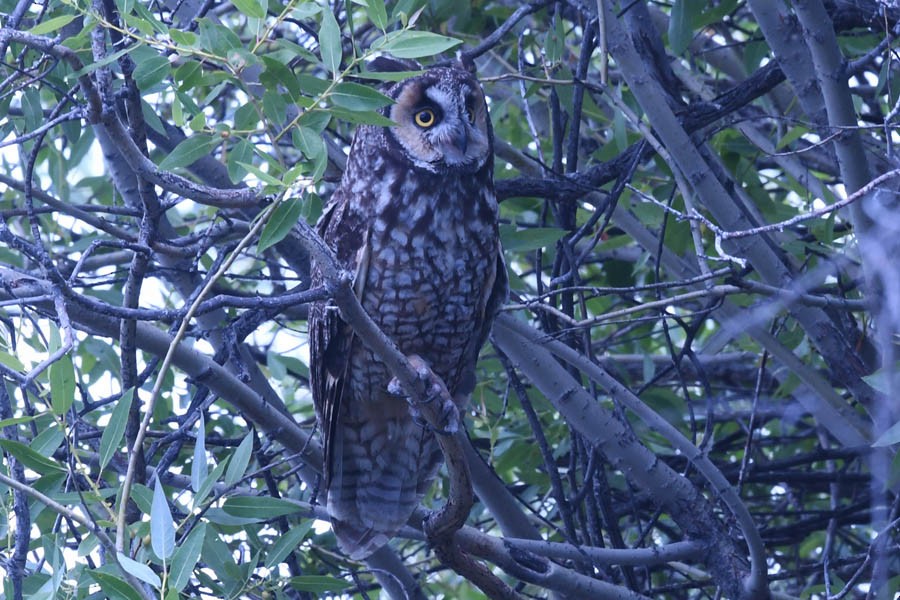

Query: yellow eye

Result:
[466,106,477,124]
[414,108,436,128]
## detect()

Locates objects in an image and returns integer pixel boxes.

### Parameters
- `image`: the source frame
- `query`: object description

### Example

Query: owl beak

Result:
[452,128,468,155]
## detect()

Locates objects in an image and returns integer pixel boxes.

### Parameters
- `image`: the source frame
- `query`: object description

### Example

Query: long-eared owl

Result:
[308,59,507,559]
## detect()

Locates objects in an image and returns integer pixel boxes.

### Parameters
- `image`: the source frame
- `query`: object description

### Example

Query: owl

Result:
[308,59,507,560]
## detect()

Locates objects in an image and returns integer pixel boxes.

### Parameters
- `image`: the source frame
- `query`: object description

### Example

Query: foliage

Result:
[1,0,899,599]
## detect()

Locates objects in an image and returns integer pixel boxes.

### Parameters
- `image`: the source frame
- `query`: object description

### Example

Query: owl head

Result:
[375,59,492,174]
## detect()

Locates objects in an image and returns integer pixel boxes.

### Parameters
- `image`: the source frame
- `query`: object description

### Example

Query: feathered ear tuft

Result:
[453,52,477,75]
[368,55,423,73]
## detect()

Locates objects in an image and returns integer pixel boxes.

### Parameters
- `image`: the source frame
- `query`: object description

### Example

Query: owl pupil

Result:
[414,109,436,128]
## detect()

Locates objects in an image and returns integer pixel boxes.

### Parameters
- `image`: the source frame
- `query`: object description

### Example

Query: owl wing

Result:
[456,241,509,398]
[309,191,370,489]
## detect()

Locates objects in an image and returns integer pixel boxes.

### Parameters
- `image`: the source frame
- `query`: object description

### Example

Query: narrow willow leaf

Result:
[168,29,197,46]
[330,82,393,111]
[65,46,130,82]
[191,414,207,493]
[289,575,352,594]
[365,0,388,30]
[373,30,461,59]
[132,55,170,90]
[500,226,566,252]
[193,457,229,508]
[169,523,206,592]
[151,478,175,560]
[158,135,218,170]
[130,483,154,515]
[264,521,312,569]
[49,352,75,416]
[0,350,25,371]
[99,388,134,471]
[237,161,283,186]
[224,433,254,487]
[231,0,266,19]
[89,570,144,600]
[669,0,701,55]
[293,126,325,162]
[0,439,65,474]
[873,420,900,447]
[327,107,395,126]
[33,426,63,463]
[258,198,303,253]
[318,8,341,76]
[116,553,161,589]
[27,14,78,35]
[0,416,35,429]
[222,496,302,519]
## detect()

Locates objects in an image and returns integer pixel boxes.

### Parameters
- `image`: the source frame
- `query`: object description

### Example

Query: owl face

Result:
[384,67,491,173]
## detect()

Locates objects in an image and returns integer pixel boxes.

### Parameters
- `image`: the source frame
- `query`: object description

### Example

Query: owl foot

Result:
[387,354,460,435]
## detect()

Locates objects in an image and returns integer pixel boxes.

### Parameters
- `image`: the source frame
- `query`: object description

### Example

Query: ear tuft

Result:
[453,52,477,75]
[369,55,423,73]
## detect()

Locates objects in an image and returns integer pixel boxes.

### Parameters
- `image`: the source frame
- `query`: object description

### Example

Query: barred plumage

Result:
[309,62,506,559]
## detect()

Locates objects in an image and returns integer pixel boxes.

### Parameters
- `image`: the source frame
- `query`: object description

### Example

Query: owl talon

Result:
[385,355,460,435]
[408,404,459,436]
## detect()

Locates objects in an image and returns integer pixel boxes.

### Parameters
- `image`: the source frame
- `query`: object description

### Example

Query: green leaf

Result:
[99,388,134,471]
[0,439,65,474]
[262,89,288,124]
[293,126,325,162]
[775,126,808,150]
[222,496,303,520]
[873,420,900,447]
[116,553,161,589]
[365,0,388,30]
[49,352,75,416]
[264,521,312,569]
[0,415,36,429]
[65,45,131,82]
[669,0,702,55]
[330,82,393,111]
[132,56,170,91]
[204,508,261,526]
[197,19,242,54]
[354,69,424,82]
[90,570,145,600]
[131,1,167,34]
[237,161,283,187]
[27,14,78,35]
[32,425,64,458]
[192,456,229,508]
[170,523,206,592]
[231,0,266,19]
[318,8,342,76]
[260,56,302,100]
[500,226,566,252]
[128,483,154,515]
[191,414,207,493]
[169,29,197,46]
[224,433,255,487]
[158,134,219,170]
[258,198,303,253]
[373,30,461,59]
[289,575,352,594]
[226,139,255,183]
[0,350,25,372]
[151,478,175,560]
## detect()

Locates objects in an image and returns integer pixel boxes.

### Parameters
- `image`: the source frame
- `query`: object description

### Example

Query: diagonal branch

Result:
[492,313,768,599]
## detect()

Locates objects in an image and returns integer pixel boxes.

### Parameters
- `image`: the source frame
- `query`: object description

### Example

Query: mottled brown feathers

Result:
[308,65,506,559]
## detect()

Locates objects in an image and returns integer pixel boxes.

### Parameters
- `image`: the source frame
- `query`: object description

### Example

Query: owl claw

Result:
[387,355,460,435]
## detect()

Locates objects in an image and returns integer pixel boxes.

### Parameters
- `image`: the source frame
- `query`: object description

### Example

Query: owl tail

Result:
[327,419,441,560]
